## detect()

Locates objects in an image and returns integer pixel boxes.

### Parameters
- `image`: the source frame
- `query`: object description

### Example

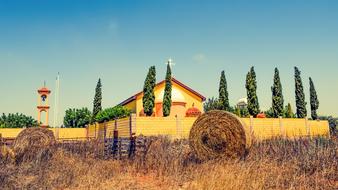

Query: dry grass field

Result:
[1,136,337,190]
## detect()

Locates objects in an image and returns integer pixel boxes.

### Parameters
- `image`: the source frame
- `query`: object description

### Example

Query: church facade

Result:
[119,78,206,118]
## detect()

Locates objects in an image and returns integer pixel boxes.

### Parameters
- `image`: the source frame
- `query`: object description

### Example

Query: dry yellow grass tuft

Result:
[0,136,337,189]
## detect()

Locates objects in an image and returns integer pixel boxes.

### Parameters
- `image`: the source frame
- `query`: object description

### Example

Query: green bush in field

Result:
[264,108,274,118]
[95,106,131,123]
[318,116,337,136]
[63,108,92,128]
[265,104,295,118]
[283,103,296,118]
[0,113,38,128]
[203,97,221,112]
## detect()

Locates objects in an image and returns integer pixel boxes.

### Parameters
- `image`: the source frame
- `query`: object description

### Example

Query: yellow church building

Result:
[119,77,206,118]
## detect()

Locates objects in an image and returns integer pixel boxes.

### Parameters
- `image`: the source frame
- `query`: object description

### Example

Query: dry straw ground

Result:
[0,136,337,190]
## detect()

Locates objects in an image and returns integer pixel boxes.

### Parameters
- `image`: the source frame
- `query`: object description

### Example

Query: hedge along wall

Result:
[0,128,88,140]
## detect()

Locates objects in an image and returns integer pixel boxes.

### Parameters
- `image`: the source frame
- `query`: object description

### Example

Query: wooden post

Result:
[279,116,285,138]
[114,130,118,139]
[94,123,97,139]
[249,116,254,138]
[129,115,132,138]
[0,133,3,146]
[104,123,107,140]
[113,119,118,158]
[129,114,136,138]
[114,119,117,131]
[305,118,311,138]
[326,120,331,139]
[85,125,89,140]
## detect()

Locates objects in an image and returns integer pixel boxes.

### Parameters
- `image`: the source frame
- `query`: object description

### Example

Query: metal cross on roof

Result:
[166,58,175,69]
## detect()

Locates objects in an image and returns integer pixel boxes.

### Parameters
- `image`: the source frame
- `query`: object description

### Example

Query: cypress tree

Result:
[309,77,319,120]
[219,70,230,111]
[245,67,260,117]
[294,67,307,118]
[149,66,156,90]
[142,66,156,116]
[271,68,284,117]
[162,63,172,117]
[92,78,102,121]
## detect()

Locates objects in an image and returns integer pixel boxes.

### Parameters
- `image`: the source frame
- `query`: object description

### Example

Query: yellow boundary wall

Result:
[1,116,329,141]
[0,128,87,140]
[133,116,330,140]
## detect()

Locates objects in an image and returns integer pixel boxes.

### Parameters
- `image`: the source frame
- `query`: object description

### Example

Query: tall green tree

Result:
[219,70,230,111]
[162,63,172,117]
[149,66,156,90]
[142,66,156,116]
[245,67,260,117]
[92,78,102,121]
[309,77,319,120]
[271,68,284,117]
[294,67,307,118]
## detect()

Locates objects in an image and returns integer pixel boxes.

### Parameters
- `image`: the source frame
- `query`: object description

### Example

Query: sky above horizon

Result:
[1,0,338,125]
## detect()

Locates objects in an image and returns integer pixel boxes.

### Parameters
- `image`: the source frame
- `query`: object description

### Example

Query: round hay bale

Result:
[189,110,251,160]
[13,127,56,164]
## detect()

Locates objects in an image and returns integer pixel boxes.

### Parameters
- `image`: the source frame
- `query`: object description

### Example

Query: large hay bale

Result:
[13,127,56,164]
[189,110,251,160]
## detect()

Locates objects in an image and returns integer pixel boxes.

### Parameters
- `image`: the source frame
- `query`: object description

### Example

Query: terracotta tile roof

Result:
[37,87,51,94]
[119,77,206,106]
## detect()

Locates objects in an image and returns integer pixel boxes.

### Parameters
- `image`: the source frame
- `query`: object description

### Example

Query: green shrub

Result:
[318,116,337,136]
[95,106,131,123]
[0,113,38,128]
[203,97,221,112]
[63,108,92,128]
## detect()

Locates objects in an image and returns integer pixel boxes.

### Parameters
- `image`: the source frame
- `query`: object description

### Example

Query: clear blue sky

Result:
[1,0,338,125]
